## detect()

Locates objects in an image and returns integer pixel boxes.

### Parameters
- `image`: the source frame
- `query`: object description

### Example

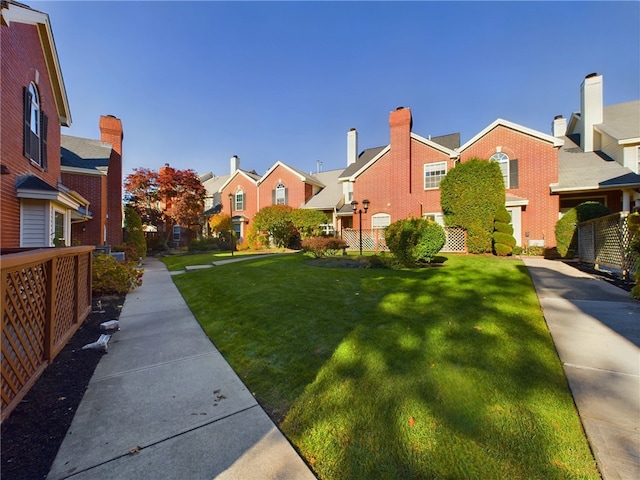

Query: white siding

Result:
[21,200,47,247]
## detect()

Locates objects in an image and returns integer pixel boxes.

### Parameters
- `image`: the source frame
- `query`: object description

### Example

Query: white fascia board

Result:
[2,2,72,126]
[348,146,390,182]
[505,198,529,207]
[410,133,459,159]
[458,118,564,153]
[219,170,257,192]
[61,166,107,176]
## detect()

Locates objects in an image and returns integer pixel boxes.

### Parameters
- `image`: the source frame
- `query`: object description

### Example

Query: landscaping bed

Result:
[1,293,126,480]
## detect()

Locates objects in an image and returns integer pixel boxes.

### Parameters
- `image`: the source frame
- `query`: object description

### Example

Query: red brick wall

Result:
[258,164,309,210]
[99,116,123,246]
[352,108,456,228]
[62,172,107,245]
[1,21,62,247]
[221,173,258,240]
[459,125,560,247]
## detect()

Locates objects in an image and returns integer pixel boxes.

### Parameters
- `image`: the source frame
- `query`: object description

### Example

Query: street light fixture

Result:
[351,199,370,256]
[228,193,234,257]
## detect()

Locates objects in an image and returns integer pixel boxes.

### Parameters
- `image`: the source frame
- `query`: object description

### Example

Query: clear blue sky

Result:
[31,1,640,179]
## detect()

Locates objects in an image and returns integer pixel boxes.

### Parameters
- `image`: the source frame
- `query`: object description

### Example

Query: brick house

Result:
[0,0,90,248]
[218,156,261,243]
[60,115,124,247]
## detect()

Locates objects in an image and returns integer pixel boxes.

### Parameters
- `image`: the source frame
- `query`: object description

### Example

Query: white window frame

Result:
[371,213,391,229]
[490,152,509,187]
[424,162,447,190]
[275,182,286,205]
[235,189,244,211]
[423,212,444,226]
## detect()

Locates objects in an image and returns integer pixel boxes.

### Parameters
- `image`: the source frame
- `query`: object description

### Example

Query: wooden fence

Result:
[1,246,94,421]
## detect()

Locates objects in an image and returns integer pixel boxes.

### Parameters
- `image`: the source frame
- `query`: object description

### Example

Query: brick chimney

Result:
[347,128,358,166]
[580,73,603,153]
[99,115,123,245]
[389,106,412,192]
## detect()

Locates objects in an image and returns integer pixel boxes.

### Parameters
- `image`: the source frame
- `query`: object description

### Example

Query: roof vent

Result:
[585,72,598,79]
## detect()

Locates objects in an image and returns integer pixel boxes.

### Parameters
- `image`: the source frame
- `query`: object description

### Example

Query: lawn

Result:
[169,253,599,479]
[160,250,267,272]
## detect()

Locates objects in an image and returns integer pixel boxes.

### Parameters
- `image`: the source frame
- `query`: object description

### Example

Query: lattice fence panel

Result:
[578,222,596,262]
[53,256,77,346]
[78,253,90,314]
[342,227,467,253]
[578,212,637,277]
[442,228,467,253]
[2,264,48,412]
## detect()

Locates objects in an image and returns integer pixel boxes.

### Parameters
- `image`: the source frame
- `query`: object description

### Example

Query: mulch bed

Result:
[1,293,126,480]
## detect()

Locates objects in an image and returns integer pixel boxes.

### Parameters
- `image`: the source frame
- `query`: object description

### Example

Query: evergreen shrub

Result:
[92,254,143,295]
[555,202,612,258]
[385,217,445,266]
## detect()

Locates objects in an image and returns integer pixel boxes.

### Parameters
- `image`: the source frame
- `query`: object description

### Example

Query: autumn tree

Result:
[208,213,232,236]
[124,165,207,249]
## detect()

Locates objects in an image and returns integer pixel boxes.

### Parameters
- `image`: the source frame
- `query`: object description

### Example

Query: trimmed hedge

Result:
[555,202,612,258]
[385,217,446,266]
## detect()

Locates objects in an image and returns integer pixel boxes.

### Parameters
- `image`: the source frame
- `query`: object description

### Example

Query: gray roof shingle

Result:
[60,135,112,171]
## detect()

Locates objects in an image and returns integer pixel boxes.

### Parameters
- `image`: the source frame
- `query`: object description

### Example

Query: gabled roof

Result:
[1,1,71,126]
[458,118,564,152]
[552,134,640,193]
[218,169,260,192]
[596,100,640,145]
[302,169,344,210]
[340,146,390,181]
[410,132,459,158]
[15,175,91,218]
[202,173,230,194]
[259,160,325,187]
[60,135,111,173]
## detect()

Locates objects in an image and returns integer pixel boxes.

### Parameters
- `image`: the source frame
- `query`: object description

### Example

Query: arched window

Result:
[490,152,509,187]
[275,182,287,205]
[371,213,391,229]
[23,82,48,168]
[235,188,245,211]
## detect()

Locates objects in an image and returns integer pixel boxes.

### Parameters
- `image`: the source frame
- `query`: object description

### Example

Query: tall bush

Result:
[124,206,147,259]
[555,202,612,258]
[385,217,445,266]
[252,205,297,248]
[440,158,505,253]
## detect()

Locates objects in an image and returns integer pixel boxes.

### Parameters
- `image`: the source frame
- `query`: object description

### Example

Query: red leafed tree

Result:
[124,165,206,249]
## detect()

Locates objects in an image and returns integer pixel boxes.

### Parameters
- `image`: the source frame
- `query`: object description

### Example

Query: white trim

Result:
[458,118,564,152]
[423,161,447,190]
[411,133,459,159]
[218,169,258,192]
[347,146,390,181]
[60,165,108,176]
[258,160,325,187]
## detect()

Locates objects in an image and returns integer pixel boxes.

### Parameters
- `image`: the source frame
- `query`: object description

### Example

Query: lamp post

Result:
[228,193,234,257]
[351,199,370,256]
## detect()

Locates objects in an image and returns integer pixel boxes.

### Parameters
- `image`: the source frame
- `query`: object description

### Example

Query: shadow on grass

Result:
[174,254,599,479]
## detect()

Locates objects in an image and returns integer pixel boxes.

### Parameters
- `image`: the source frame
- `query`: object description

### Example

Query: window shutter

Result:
[284,188,288,205]
[509,159,518,189]
[241,193,245,210]
[40,112,48,169]
[23,87,31,159]
[272,189,276,205]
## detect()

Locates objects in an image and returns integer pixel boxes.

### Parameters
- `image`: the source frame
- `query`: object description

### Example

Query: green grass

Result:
[160,250,265,271]
[169,253,599,479]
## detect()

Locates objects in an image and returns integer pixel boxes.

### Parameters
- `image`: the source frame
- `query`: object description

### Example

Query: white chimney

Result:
[580,73,603,152]
[347,128,358,166]
[552,115,567,137]
[230,155,240,174]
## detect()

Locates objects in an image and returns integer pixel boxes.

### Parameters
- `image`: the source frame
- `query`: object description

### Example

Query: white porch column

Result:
[622,189,632,213]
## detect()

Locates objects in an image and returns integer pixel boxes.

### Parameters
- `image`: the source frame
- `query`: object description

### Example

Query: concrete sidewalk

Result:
[522,258,640,480]
[47,257,315,480]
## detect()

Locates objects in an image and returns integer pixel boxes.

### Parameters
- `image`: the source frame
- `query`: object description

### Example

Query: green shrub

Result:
[385,218,446,266]
[494,222,514,235]
[124,206,147,259]
[188,237,224,252]
[92,254,143,295]
[440,158,505,253]
[492,206,517,256]
[301,237,348,258]
[555,202,612,258]
[494,243,513,256]
[113,244,141,263]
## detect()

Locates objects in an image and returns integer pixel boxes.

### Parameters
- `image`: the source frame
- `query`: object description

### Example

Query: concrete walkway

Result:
[47,257,315,480]
[522,258,640,480]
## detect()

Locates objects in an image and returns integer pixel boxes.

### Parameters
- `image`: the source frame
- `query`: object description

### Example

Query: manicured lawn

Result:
[160,250,264,272]
[169,253,599,479]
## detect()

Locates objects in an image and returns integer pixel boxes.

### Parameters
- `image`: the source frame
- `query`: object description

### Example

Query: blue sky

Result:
[31,1,640,179]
